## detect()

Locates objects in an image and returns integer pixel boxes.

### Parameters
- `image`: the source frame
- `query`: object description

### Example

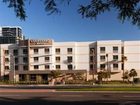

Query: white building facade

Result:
[0,39,140,81]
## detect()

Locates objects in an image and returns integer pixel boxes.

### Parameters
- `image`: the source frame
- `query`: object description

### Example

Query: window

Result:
[56,56,60,62]
[100,47,105,53]
[113,64,118,70]
[34,65,39,69]
[90,56,94,62]
[23,49,28,54]
[100,56,106,61]
[23,57,28,63]
[90,64,94,70]
[5,66,9,70]
[15,65,18,71]
[4,50,9,55]
[121,64,124,70]
[45,48,49,54]
[56,65,60,70]
[113,55,118,60]
[34,49,38,54]
[100,64,105,70]
[55,48,60,54]
[23,65,28,70]
[45,57,49,62]
[90,48,95,54]
[67,56,73,63]
[68,64,73,70]
[5,58,9,63]
[121,47,124,54]
[45,65,49,70]
[13,49,18,55]
[15,57,18,64]
[67,48,72,54]
[30,74,36,81]
[113,47,118,53]
[34,57,38,62]
[19,74,26,81]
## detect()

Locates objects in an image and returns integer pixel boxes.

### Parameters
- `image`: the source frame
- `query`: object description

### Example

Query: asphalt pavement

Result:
[0,88,140,105]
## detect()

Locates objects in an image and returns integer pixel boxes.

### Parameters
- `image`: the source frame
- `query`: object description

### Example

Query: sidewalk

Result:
[0,84,140,89]
[0,89,55,93]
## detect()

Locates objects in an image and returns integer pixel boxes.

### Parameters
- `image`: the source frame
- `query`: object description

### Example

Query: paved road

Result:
[0,89,140,105]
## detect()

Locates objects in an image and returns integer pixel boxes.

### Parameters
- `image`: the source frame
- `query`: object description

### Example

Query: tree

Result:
[2,0,140,27]
[49,70,61,79]
[97,70,110,83]
[97,71,103,83]
[122,71,130,82]
[72,72,85,80]
[129,69,137,82]
[49,70,62,85]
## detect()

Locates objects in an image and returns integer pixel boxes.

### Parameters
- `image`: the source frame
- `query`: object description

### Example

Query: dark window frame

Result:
[55,48,60,54]
[23,49,28,54]
[100,64,105,70]
[4,50,9,55]
[56,65,61,70]
[67,56,73,63]
[67,48,73,54]
[45,48,49,53]
[34,49,38,54]
[34,57,39,62]
[100,47,106,53]
[45,65,50,70]
[113,46,118,53]
[100,55,106,61]
[113,64,118,70]
[34,65,39,69]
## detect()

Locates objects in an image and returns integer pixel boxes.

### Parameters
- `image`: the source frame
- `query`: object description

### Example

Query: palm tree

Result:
[74,72,85,80]
[129,69,137,83]
[50,70,61,78]
[49,70,62,85]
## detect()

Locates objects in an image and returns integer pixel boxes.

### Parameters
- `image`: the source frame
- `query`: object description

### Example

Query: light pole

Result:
[10,54,16,83]
[13,61,16,83]
[106,54,109,81]
[122,55,127,81]
[91,48,95,84]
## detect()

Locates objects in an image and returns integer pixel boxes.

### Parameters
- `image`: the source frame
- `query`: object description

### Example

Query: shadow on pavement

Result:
[0,97,139,105]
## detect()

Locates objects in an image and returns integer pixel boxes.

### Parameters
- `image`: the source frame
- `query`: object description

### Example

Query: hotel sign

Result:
[30,40,53,45]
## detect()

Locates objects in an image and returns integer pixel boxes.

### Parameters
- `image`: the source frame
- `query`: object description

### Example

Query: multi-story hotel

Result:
[0,26,140,82]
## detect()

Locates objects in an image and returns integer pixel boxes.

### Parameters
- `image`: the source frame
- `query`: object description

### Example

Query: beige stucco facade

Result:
[0,40,140,82]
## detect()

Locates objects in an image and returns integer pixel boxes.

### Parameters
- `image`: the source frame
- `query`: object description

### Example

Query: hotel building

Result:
[0,39,140,82]
[0,26,140,82]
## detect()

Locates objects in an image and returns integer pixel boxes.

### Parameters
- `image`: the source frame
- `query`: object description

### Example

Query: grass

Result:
[57,87,140,91]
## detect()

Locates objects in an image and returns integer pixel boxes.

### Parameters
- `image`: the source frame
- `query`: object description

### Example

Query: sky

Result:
[0,0,140,42]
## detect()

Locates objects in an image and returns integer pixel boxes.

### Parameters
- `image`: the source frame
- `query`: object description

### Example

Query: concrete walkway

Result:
[0,88,55,92]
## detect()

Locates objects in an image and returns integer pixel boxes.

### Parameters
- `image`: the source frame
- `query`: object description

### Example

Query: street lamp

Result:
[10,54,16,83]
[91,48,95,84]
[122,55,127,81]
[106,54,109,81]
